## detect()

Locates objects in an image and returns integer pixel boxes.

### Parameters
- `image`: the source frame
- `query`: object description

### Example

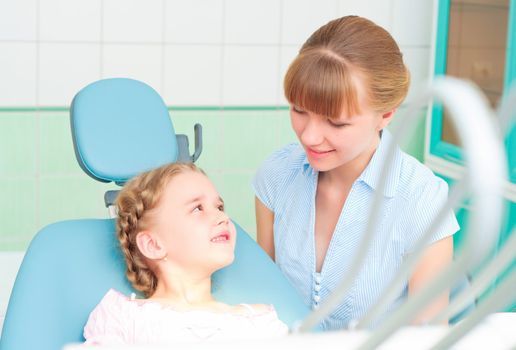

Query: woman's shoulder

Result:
[261,143,305,170]
[254,143,306,184]
[396,151,448,199]
[253,143,307,209]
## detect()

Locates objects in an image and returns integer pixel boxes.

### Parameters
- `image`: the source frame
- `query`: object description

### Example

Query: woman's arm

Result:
[408,235,453,325]
[255,196,275,260]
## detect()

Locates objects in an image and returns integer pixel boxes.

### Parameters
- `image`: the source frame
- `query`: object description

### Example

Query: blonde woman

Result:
[84,163,287,345]
[253,16,458,330]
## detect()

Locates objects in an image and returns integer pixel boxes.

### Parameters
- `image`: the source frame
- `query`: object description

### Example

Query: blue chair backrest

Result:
[70,78,179,184]
[0,78,310,350]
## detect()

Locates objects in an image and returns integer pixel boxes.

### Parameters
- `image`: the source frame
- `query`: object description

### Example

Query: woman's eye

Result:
[292,106,306,114]
[328,120,350,128]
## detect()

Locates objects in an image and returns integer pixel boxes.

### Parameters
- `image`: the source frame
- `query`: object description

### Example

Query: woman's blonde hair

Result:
[116,162,204,297]
[284,15,410,119]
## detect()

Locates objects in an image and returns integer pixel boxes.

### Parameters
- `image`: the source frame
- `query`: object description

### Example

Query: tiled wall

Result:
[0,0,435,251]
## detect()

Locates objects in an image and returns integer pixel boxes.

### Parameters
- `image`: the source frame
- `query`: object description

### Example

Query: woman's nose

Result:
[300,117,324,145]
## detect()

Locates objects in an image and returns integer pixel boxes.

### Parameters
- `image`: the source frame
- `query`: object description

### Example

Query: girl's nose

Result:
[216,210,230,225]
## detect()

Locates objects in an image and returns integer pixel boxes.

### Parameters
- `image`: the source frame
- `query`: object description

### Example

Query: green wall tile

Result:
[0,179,37,251]
[39,112,83,175]
[38,177,114,227]
[222,110,283,170]
[0,113,36,176]
[0,106,432,253]
[388,107,427,162]
[170,110,223,171]
[207,170,256,239]
[276,109,299,146]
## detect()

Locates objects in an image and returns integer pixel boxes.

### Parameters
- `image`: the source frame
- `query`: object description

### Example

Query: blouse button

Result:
[314,275,322,284]
[314,284,321,292]
[313,295,321,302]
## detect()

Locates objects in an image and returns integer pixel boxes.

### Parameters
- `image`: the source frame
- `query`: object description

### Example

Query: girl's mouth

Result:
[210,232,230,243]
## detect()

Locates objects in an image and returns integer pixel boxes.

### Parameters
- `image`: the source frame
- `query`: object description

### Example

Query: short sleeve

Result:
[252,144,298,211]
[263,307,289,336]
[403,177,460,253]
[83,289,133,345]
[248,305,289,337]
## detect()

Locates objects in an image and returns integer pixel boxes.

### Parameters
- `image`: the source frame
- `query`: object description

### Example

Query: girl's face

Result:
[290,74,392,173]
[151,171,236,275]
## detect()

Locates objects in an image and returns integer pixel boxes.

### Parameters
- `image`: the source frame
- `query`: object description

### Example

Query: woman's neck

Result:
[322,135,380,187]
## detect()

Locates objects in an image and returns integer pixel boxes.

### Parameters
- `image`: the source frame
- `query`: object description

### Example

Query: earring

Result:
[162,256,168,262]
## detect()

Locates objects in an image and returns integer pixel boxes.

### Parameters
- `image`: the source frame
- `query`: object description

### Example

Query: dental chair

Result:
[0,78,310,350]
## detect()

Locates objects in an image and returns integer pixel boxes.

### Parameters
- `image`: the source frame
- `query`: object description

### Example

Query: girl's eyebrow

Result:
[184,195,204,206]
[184,195,224,205]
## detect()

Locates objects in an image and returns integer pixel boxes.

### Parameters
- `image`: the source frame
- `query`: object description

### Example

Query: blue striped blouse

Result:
[252,129,459,330]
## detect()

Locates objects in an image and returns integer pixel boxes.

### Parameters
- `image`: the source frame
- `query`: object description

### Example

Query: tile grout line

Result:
[34,0,41,234]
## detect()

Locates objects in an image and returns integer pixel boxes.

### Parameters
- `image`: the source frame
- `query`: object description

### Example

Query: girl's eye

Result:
[193,205,203,212]
[218,204,225,211]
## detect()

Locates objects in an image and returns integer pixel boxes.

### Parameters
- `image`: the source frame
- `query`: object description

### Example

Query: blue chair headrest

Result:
[70,78,178,185]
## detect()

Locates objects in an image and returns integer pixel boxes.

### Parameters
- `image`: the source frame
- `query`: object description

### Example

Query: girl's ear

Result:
[136,231,167,260]
[378,109,396,130]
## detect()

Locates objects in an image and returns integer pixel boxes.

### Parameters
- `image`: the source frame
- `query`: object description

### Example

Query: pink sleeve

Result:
[83,289,133,345]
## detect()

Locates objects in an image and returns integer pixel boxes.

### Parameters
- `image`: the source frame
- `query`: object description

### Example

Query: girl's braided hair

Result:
[115,162,204,297]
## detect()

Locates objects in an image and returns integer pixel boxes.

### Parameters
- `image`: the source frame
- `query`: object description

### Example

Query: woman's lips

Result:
[306,147,334,159]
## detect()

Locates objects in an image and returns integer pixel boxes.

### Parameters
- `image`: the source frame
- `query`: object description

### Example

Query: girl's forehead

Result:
[164,172,218,201]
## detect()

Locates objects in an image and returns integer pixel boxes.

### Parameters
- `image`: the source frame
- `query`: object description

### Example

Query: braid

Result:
[115,162,204,298]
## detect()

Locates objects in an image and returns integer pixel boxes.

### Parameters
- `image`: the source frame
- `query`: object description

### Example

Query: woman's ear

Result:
[136,231,167,260]
[378,109,396,130]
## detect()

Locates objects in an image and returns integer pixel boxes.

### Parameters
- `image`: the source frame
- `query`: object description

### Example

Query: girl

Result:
[84,163,288,345]
[253,16,459,330]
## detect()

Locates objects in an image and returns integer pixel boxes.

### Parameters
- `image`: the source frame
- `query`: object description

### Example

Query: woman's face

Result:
[290,74,391,173]
[151,171,236,275]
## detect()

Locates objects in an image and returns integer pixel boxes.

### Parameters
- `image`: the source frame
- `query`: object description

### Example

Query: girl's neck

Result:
[150,274,215,307]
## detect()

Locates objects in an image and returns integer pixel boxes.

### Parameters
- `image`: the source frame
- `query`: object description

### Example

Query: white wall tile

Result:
[401,47,431,105]
[0,43,37,106]
[0,252,25,338]
[223,46,278,105]
[102,44,163,94]
[39,0,101,41]
[281,0,338,45]
[224,0,280,44]
[103,0,163,43]
[339,0,393,33]
[165,0,223,44]
[0,0,37,40]
[163,45,222,106]
[392,0,433,47]
[278,45,301,105]
[39,43,101,106]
